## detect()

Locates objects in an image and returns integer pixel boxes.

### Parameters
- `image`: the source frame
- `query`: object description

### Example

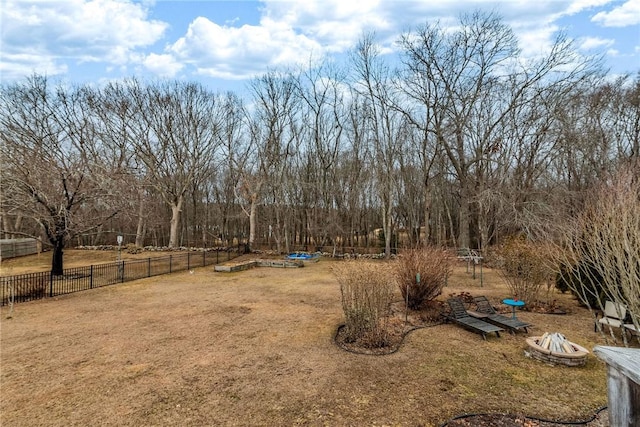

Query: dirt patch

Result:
[0,257,619,426]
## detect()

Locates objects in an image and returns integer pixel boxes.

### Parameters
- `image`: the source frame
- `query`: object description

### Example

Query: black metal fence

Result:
[1,250,239,306]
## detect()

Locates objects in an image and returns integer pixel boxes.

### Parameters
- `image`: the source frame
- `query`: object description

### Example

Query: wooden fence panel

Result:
[0,239,38,259]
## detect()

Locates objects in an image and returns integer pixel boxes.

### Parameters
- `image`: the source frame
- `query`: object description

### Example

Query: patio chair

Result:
[595,300,627,333]
[623,323,639,341]
[446,297,503,340]
[470,296,531,334]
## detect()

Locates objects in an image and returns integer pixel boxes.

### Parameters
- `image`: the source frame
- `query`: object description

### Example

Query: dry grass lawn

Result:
[0,251,627,426]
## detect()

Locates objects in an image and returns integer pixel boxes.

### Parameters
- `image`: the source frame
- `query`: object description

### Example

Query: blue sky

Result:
[1,0,639,93]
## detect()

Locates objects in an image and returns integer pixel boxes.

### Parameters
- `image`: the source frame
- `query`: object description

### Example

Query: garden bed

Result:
[214,260,258,272]
[214,258,303,272]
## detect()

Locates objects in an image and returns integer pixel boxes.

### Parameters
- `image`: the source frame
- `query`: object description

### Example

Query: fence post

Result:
[90,265,94,289]
[49,271,53,298]
[148,257,151,277]
[121,261,125,283]
[187,252,190,270]
[203,250,206,267]
[169,255,172,273]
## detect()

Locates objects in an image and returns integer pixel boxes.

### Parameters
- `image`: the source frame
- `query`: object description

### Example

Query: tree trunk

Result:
[135,193,146,247]
[51,239,64,276]
[92,224,103,246]
[14,215,22,238]
[423,184,432,247]
[135,214,145,247]
[274,213,282,253]
[169,195,184,248]
[478,202,490,251]
[445,198,457,248]
[2,214,10,239]
[383,193,393,258]
[248,193,258,250]
[458,184,472,249]
[284,221,290,254]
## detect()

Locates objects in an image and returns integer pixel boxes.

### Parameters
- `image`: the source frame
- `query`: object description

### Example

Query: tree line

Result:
[1,12,638,274]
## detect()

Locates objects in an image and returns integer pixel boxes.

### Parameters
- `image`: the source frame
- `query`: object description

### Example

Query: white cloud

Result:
[143,53,184,78]
[592,0,640,26]
[263,0,390,51]
[165,0,579,80]
[0,52,68,79]
[168,16,322,80]
[564,0,615,16]
[160,0,401,80]
[579,36,615,50]
[1,0,167,79]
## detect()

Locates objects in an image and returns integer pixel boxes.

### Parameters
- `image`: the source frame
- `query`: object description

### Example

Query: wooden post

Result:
[594,346,640,427]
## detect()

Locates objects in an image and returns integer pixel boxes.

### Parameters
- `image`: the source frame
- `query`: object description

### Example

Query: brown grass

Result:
[1,249,181,276]
[0,252,624,426]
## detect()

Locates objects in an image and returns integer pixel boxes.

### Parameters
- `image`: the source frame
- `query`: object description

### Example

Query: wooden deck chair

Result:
[596,301,627,333]
[623,323,639,341]
[446,297,503,340]
[470,296,532,334]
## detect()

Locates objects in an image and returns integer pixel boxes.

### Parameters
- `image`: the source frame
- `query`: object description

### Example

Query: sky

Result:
[1,0,639,93]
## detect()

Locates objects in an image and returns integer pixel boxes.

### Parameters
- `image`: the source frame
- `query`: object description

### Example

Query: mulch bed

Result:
[334,300,444,355]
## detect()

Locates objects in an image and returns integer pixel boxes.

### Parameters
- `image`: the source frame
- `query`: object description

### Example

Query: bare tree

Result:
[84,82,148,247]
[110,79,224,248]
[294,61,349,251]
[336,90,377,251]
[212,92,247,247]
[238,71,298,251]
[0,75,119,274]
[351,34,405,258]
[399,11,598,248]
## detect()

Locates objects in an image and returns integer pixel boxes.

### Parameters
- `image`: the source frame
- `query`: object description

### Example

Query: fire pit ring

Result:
[526,334,589,367]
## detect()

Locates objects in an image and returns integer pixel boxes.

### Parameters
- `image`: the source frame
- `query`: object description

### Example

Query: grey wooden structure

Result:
[594,346,640,427]
[470,296,532,334]
[0,238,38,260]
[446,297,503,340]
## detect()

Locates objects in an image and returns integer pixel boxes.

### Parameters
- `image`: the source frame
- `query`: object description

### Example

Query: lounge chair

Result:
[623,323,639,341]
[595,300,627,333]
[470,296,531,334]
[446,297,503,340]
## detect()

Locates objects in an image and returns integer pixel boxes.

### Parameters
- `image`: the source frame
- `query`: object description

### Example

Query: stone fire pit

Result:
[525,332,589,367]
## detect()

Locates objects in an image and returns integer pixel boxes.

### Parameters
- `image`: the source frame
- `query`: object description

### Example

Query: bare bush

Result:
[554,164,640,345]
[494,236,556,306]
[333,261,395,348]
[394,247,453,310]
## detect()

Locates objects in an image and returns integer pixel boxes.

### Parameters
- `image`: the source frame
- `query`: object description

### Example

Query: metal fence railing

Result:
[1,250,239,307]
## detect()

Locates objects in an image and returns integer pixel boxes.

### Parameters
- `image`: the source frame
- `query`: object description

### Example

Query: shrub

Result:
[394,247,453,310]
[494,236,555,305]
[556,261,605,308]
[333,260,395,348]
